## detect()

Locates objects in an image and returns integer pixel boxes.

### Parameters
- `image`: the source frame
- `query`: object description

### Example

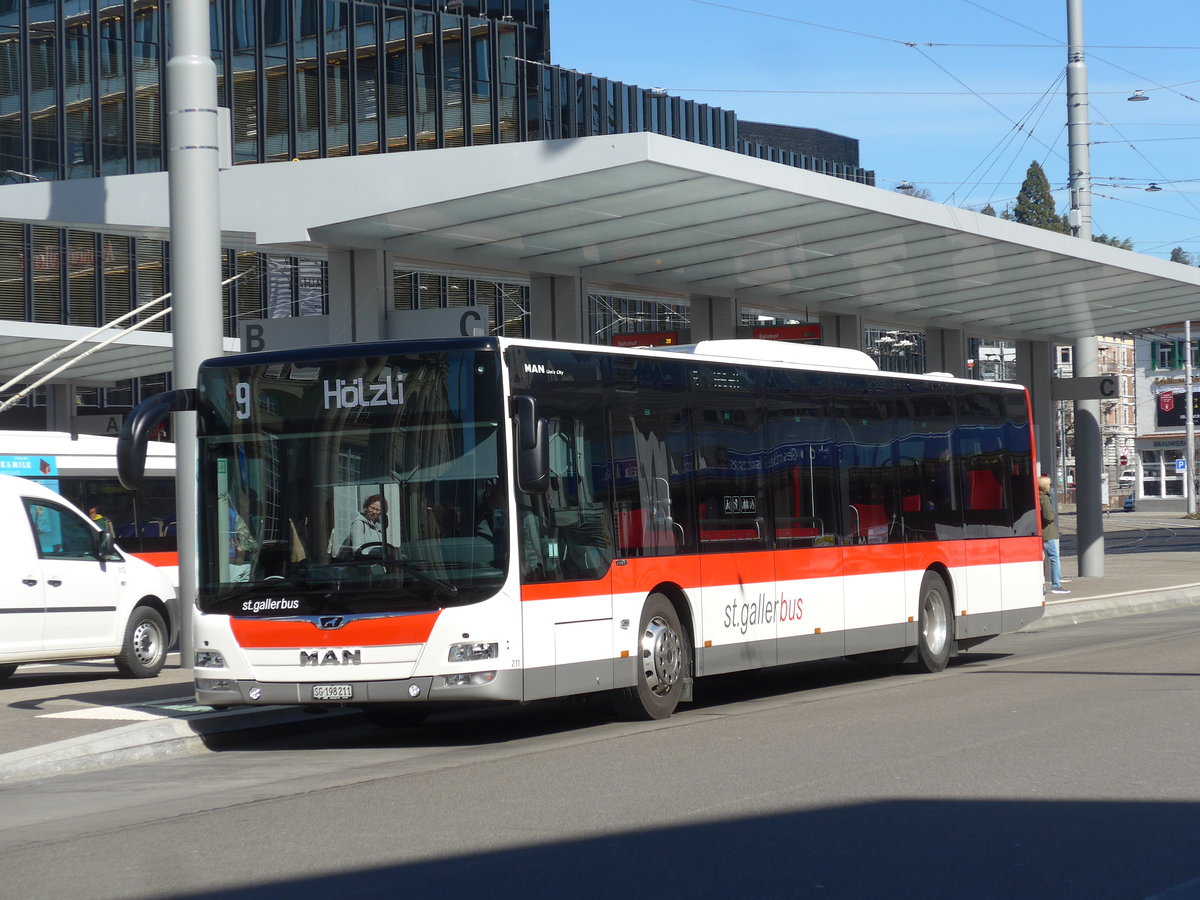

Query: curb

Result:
[1031,582,1200,629]
[0,706,352,787]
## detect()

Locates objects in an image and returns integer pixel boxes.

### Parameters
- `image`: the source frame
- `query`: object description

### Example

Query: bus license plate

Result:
[312,684,353,701]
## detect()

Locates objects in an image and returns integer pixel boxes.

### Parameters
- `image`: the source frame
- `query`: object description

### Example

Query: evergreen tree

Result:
[1093,234,1134,251]
[980,203,997,217]
[1011,161,1069,233]
[1170,246,1194,265]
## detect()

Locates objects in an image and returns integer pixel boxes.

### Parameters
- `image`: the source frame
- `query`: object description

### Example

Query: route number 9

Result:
[235,382,252,419]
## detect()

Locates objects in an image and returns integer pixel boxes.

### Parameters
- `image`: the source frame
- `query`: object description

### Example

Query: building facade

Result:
[1133,329,1200,510]
[0,0,873,429]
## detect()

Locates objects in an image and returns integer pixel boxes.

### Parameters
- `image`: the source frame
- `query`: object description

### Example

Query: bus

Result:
[118,336,1045,722]
[0,430,179,583]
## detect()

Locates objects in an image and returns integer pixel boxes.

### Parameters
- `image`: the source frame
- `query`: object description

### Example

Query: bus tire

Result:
[115,606,168,678]
[915,571,953,673]
[0,664,17,681]
[614,593,689,720]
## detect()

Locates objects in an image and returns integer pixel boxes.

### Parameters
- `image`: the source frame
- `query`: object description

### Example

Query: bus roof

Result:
[0,430,175,477]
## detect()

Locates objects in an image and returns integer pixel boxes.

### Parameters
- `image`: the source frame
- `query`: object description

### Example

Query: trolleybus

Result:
[119,336,1045,721]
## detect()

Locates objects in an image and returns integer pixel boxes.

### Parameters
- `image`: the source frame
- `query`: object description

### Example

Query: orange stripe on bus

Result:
[520,538,1041,601]
[230,612,441,648]
[129,551,179,567]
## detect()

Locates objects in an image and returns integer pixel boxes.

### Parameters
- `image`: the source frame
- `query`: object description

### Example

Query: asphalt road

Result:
[1,605,1198,900]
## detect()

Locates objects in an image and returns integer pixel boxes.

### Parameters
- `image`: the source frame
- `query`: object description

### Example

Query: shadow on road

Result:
[167,798,1200,899]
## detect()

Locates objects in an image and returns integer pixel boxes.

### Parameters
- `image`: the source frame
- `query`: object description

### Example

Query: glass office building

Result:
[0,0,873,423]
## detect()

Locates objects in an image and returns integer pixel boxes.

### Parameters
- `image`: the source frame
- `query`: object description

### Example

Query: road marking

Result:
[39,707,164,721]
[37,696,204,721]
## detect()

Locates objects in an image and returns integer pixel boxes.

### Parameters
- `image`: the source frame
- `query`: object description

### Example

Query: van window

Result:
[23,500,98,561]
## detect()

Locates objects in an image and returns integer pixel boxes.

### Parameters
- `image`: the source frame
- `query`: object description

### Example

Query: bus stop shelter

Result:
[4,131,1200,576]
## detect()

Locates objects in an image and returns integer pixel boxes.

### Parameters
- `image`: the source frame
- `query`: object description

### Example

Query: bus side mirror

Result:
[513,394,549,495]
[117,388,195,489]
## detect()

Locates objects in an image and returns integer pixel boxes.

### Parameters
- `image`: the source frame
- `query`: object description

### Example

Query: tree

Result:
[1170,246,1194,265]
[1093,234,1134,251]
[980,203,997,217]
[1011,161,1069,233]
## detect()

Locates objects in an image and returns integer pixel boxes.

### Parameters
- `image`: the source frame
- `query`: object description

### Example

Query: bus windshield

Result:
[196,347,506,617]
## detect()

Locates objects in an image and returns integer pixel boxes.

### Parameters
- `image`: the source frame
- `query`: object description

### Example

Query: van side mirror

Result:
[98,531,116,559]
[513,394,548,494]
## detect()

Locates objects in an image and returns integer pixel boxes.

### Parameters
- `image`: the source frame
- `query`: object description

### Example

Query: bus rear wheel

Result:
[915,571,953,673]
[614,593,689,720]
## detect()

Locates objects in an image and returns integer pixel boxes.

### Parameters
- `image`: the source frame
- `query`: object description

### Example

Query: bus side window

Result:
[515,359,613,583]
[764,369,838,548]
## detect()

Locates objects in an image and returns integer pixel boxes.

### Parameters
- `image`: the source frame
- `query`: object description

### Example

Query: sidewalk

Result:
[2,510,1198,785]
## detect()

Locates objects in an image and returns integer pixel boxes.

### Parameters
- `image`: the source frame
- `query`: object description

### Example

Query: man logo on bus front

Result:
[318,616,346,630]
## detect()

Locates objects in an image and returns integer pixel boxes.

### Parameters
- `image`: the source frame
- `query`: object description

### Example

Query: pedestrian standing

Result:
[1039,475,1069,594]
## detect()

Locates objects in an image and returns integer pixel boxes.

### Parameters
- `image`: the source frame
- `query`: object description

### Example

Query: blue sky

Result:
[550,1,1200,262]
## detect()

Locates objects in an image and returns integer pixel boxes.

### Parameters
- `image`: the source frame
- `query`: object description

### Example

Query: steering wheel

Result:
[354,542,385,559]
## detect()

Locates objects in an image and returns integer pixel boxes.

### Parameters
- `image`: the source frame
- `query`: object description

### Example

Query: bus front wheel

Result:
[614,593,689,720]
[915,571,954,673]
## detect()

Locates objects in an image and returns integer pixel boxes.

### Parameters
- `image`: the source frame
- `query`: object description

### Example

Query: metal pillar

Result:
[529,274,585,343]
[327,248,393,343]
[1067,0,1103,576]
[818,313,863,351]
[1187,320,1196,515]
[925,327,967,377]
[167,0,225,664]
[689,295,739,342]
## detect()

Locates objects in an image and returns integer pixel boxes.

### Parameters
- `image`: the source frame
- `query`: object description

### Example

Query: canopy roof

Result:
[3,132,1198,384]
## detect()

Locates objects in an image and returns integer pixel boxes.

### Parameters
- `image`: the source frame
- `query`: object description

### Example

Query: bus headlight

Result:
[195,650,227,668]
[443,671,497,687]
[447,641,498,663]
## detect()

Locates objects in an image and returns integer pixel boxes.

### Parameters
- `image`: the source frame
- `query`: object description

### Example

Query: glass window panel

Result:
[383,7,409,151]
[833,374,899,544]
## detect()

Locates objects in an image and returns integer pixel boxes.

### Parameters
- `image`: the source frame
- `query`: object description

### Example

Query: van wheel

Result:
[915,571,953,673]
[0,664,17,681]
[115,607,168,678]
[614,593,689,720]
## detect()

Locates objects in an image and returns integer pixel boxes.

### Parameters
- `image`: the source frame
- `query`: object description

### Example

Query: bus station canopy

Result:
[3,131,1200,384]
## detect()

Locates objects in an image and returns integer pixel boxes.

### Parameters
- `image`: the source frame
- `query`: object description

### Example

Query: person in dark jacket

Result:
[1039,475,1068,594]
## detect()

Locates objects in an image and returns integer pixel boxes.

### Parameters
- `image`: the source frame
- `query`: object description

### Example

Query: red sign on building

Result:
[752,324,822,343]
[611,331,678,348]
[1160,392,1175,413]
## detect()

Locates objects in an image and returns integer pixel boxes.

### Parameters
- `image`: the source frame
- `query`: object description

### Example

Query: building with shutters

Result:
[0,0,872,431]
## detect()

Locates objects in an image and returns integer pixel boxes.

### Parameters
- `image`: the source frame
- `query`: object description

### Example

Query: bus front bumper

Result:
[195,667,524,707]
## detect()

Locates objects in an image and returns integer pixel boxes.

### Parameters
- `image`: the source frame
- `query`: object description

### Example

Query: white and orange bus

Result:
[119,336,1044,722]
[0,430,179,584]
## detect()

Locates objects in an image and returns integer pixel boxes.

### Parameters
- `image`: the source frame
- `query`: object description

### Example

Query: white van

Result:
[0,474,178,681]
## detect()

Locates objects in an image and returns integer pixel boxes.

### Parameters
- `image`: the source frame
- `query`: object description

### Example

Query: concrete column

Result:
[818,313,863,351]
[688,295,739,342]
[1018,340,1056,481]
[45,383,74,435]
[529,274,586,343]
[925,327,967,377]
[327,248,393,344]
[1074,336,1104,577]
